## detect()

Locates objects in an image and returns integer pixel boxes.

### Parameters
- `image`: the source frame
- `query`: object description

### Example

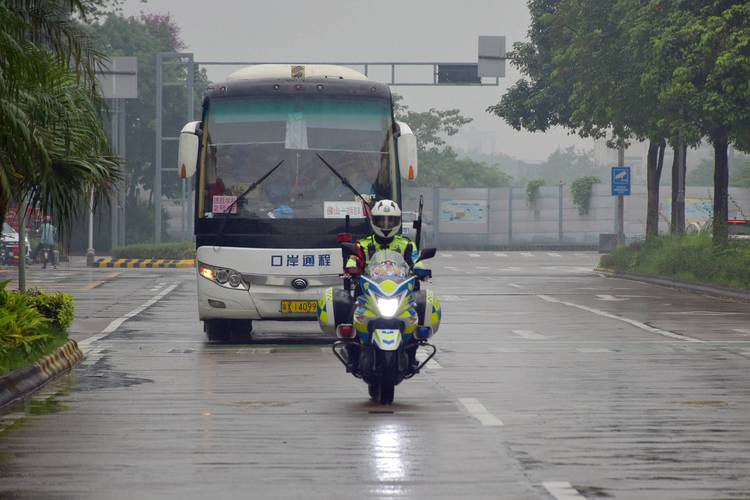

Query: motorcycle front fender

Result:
[372,328,402,351]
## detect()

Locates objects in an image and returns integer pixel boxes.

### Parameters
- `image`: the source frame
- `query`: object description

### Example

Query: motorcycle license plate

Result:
[280,300,317,313]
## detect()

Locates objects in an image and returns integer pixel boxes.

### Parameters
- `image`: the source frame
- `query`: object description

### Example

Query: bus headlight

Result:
[198,262,248,290]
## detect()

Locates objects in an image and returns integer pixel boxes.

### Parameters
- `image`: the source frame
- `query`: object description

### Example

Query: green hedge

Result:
[111,241,195,260]
[0,280,74,375]
[600,233,750,289]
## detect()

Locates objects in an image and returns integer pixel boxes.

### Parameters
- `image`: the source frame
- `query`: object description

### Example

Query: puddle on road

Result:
[74,357,152,392]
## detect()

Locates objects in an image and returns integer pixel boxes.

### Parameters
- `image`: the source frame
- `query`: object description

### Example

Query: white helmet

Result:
[369,199,402,239]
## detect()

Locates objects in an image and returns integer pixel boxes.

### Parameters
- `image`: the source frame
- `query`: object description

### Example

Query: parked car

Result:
[401,211,435,247]
[728,218,750,241]
[1,222,31,264]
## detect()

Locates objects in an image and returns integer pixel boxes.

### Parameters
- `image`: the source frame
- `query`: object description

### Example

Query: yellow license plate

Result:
[280,300,317,313]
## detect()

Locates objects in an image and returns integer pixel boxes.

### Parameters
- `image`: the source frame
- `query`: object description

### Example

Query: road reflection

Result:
[371,423,408,486]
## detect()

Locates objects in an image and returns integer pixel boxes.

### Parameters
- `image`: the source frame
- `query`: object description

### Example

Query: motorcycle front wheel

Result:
[378,381,395,405]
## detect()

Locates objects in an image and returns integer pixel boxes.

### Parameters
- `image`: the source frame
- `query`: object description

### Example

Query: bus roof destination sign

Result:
[611,166,631,196]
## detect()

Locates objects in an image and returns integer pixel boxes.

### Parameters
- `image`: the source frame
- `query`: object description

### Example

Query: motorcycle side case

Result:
[317,287,353,335]
[413,289,442,334]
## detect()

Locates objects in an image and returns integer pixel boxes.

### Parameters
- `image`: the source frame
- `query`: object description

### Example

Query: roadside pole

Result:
[558,181,564,245]
[616,147,625,245]
[18,200,27,292]
[86,190,95,266]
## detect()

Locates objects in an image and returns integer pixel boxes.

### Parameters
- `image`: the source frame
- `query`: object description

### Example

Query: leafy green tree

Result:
[394,94,511,188]
[86,13,210,242]
[0,0,119,228]
[653,1,750,243]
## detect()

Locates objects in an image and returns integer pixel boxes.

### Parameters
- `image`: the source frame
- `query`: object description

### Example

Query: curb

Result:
[0,339,84,410]
[91,258,194,269]
[596,268,750,302]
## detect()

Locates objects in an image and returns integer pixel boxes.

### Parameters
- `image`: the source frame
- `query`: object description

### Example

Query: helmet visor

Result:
[372,215,401,232]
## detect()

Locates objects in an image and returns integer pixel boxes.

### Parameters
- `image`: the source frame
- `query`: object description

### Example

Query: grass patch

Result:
[111,241,195,260]
[0,325,67,376]
[600,233,750,289]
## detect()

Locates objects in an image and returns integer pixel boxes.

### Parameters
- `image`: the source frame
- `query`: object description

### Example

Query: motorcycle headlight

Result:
[376,297,401,318]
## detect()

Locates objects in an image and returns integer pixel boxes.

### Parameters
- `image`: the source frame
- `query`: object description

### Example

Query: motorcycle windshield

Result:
[365,250,409,284]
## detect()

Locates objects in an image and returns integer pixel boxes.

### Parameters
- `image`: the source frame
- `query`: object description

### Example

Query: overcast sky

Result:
[121,0,593,161]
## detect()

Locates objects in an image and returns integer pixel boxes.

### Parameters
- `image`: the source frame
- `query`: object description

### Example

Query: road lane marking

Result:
[445,266,458,271]
[596,294,627,301]
[442,253,453,258]
[441,295,461,302]
[468,253,480,258]
[536,294,702,343]
[508,283,523,289]
[494,252,508,257]
[492,347,523,353]
[476,266,489,270]
[547,252,561,257]
[734,329,750,335]
[78,283,179,353]
[543,481,586,499]
[416,351,441,369]
[458,398,503,427]
[512,329,548,340]
[520,252,534,257]
[577,347,612,353]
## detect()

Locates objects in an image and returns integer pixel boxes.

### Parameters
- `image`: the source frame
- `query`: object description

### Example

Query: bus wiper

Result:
[315,153,374,209]
[216,159,285,241]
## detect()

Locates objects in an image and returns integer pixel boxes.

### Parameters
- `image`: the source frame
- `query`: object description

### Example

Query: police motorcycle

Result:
[318,245,440,405]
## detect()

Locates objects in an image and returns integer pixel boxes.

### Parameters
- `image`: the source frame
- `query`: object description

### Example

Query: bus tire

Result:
[229,319,253,343]
[205,319,231,343]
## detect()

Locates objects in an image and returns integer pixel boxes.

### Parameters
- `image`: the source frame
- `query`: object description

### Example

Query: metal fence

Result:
[402,185,750,249]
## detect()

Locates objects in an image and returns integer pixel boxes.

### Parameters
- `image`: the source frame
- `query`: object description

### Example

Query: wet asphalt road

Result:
[2,252,750,499]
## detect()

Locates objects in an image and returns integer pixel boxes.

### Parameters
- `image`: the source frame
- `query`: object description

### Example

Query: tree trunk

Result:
[646,141,665,239]
[712,132,729,245]
[670,143,687,234]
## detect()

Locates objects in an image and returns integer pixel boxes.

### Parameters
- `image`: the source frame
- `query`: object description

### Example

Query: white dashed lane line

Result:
[512,329,549,340]
[596,294,627,301]
[543,481,586,499]
[734,329,750,335]
[458,398,504,427]
[78,283,179,353]
[468,253,481,258]
[537,294,702,343]
[520,252,534,257]
[547,252,561,257]
[577,347,613,353]
[416,350,442,370]
[494,252,508,257]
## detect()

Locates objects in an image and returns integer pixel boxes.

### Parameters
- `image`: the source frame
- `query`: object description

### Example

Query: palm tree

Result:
[0,1,119,227]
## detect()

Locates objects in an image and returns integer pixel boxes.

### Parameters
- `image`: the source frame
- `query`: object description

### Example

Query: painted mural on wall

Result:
[440,200,487,223]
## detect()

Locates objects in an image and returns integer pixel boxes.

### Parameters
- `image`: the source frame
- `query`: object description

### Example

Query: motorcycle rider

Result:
[343,199,422,372]
[345,199,416,275]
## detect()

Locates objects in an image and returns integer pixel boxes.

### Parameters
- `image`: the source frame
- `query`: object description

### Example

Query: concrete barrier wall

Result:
[402,185,750,248]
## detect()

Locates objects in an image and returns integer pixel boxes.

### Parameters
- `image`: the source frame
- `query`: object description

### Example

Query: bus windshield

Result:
[201,94,396,220]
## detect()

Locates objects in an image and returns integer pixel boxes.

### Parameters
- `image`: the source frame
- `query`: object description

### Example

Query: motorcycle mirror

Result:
[417,248,437,261]
[340,242,357,253]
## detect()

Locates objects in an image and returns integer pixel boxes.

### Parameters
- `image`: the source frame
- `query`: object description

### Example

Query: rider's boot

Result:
[345,343,360,373]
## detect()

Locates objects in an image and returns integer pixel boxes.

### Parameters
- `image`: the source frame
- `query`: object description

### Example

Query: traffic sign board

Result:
[611,166,631,196]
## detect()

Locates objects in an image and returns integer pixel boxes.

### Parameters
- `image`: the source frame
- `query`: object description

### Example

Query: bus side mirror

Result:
[396,121,418,181]
[178,121,201,178]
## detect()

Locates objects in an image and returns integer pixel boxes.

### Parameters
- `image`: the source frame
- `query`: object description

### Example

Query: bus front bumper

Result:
[197,273,341,321]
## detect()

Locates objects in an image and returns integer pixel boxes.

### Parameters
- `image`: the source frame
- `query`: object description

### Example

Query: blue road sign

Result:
[611,166,631,196]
